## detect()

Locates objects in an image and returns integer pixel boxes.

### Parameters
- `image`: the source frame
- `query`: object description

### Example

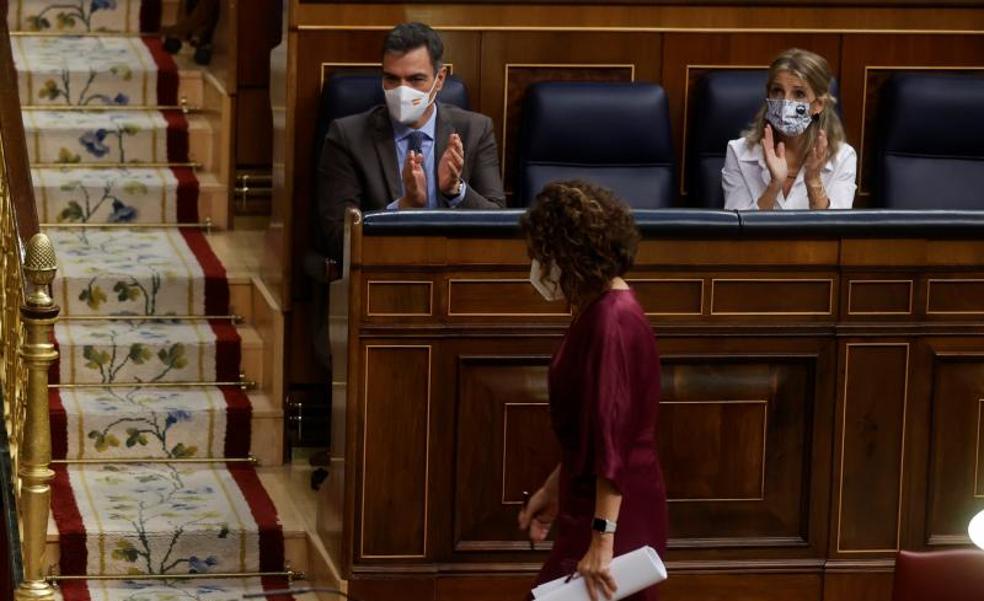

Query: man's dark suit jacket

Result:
[317,102,506,260]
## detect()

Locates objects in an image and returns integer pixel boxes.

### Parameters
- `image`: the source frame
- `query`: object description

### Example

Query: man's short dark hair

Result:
[382,22,444,74]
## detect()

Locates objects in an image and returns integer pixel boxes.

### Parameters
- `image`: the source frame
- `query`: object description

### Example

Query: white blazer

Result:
[722,137,857,210]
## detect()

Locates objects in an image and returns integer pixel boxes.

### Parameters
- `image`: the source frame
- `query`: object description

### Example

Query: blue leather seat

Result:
[687,70,840,208]
[875,73,984,209]
[516,82,675,208]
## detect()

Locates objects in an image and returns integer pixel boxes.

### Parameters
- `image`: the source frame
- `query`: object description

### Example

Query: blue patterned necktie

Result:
[408,131,424,156]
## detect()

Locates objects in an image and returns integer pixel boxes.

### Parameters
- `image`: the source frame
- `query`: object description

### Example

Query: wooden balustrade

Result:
[0,2,61,599]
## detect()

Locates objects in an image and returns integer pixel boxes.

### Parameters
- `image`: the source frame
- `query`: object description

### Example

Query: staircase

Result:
[8,1,313,598]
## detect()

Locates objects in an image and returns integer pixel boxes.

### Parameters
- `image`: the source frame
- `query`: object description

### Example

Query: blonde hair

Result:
[742,48,846,156]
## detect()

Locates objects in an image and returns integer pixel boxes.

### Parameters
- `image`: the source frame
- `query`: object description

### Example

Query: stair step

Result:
[33,168,228,229]
[46,465,310,576]
[8,0,152,35]
[46,463,296,577]
[35,167,200,225]
[49,386,271,462]
[54,578,321,601]
[13,36,180,107]
[23,108,190,165]
[49,388,281,465]
[49,227,229,317]
[52,320,243,385]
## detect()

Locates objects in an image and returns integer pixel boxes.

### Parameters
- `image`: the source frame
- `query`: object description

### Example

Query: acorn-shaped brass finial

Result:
[23,233,57,306]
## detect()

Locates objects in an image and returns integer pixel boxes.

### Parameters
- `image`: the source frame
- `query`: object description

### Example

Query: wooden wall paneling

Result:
[628,277,705,316]
[833,342,910,555]
[660,573,822,601]
[709,277,836,317]
[440,337,562,564]
[658,344,827,556]
[453,354,560,553]
[364,276,435,319]
[237,0,281,87]
[447,275,571,319]
[234,0,281,170]
[436,576,536,601]
[923,340,984,547]
[842,275,915,319]
[348,576,436,601]
[838,34,984,202]
[478,31,662,203]
[926,278,984,316]
[360,344,432,559]
[822,570,894,601]
[236,88,274,167]
[291,3,984,31]
[660,33,841,205]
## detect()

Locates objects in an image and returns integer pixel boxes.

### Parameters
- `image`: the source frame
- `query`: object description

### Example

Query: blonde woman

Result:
[722,49,857,210]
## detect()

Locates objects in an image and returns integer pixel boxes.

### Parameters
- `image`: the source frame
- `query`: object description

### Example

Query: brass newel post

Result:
[15,233,59,601]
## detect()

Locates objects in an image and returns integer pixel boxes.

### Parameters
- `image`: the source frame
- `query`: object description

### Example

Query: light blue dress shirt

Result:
[386,106,467,210]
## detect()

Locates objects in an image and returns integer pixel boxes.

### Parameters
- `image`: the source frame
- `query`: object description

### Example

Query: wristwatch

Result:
[592,517,617,534]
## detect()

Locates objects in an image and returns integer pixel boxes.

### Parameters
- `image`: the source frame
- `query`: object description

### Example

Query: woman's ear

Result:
[811,96,826,117]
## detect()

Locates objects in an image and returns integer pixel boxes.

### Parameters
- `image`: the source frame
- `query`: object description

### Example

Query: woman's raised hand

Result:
[763,123,788,185]
[804,129,829,183]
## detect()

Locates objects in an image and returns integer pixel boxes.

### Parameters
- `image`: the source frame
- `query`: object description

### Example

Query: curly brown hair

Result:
[520,181,640,309]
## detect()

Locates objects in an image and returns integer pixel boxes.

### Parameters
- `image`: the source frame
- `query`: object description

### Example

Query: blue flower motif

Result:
[108,200,136,223]
[79,129,110,157]
[112,93,129,105]
[90,0,117,13]
[164,409,192,426]
[188,555,219,574]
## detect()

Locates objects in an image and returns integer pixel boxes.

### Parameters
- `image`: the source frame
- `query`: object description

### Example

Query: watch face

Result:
[592,518,616,533]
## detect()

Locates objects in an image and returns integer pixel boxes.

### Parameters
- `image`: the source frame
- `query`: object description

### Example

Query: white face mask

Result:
[529,258,564,302]
[765,98,814,137]
[384,76,439,126]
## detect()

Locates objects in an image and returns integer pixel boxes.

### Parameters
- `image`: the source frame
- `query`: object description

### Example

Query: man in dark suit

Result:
[318,22,506,260]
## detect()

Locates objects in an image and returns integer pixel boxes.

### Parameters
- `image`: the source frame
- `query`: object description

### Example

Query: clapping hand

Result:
[804,129,829,184]
[399,150,427,209]
[763,123,789,186]
[438,133,464,196]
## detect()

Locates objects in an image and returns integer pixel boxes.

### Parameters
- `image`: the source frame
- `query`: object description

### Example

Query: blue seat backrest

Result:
[875,72,984,209]
[687,70,840,208]
[516,81,675,208]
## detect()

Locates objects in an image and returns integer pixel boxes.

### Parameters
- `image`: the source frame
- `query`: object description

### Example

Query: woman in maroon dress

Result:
[518,181,667,601]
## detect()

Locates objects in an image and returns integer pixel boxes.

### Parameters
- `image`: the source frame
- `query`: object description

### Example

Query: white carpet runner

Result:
[11,0,296,598]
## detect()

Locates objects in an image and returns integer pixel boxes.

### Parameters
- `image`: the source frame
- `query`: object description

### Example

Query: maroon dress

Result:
[530,289,667,601]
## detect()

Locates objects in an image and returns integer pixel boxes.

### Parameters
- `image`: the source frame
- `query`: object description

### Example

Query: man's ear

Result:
[433,66,447,94]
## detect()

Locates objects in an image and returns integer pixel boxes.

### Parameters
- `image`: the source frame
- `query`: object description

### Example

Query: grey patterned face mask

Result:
[765,98,814,136]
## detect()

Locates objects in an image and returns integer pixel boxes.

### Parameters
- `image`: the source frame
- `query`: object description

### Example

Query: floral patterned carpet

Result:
[9,1,296,598]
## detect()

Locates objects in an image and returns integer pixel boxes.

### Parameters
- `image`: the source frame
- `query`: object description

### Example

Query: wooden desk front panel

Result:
[353,334,832,562]
[339,234,984,601]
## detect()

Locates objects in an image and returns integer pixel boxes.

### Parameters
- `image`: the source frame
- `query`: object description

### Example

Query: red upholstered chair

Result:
[891,549,984,601]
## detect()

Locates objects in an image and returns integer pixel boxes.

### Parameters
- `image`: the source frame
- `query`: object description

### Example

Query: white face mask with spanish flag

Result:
[384,76,439,125]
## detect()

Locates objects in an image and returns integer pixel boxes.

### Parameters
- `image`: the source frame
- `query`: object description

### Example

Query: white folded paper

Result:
[531,546,667,601]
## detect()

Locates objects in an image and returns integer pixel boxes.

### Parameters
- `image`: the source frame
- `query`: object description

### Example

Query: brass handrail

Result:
[1,1,61,598]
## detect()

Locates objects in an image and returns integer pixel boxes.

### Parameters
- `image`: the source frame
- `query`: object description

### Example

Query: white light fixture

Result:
[970,509,984,550]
